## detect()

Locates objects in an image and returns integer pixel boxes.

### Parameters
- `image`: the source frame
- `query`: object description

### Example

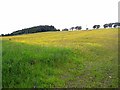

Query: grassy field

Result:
[1,28,119,88]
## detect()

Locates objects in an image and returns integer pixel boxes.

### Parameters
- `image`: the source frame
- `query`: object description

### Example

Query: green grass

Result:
[2,40,75,88]
[2,28,119,88]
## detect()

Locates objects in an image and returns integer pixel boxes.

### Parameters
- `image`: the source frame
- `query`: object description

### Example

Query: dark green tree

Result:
[93,25,97,29]
[103,24,109,28]
[96,25,100,29]
[62,28,68,31]
[70,27,74,30]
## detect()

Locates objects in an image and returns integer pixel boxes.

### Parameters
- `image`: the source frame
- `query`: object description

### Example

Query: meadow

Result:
[1,28,119,88]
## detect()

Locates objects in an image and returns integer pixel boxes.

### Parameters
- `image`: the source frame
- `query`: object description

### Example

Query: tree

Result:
[10,25,57,36]
[62,28,68,31]
[57,29,60,31]
[77,26,82,30]
[70,27,74,31]
[75,26,82,30]
[75,26,78,30]
[113,24,117,28]
[108,23,113,28]
[86,28,89,30]
[93,25,96,29]
[96,25,100,29]
[93,25,100,29]
[103,24,109,28]
[0,34,4,36]
[113,22,120,28]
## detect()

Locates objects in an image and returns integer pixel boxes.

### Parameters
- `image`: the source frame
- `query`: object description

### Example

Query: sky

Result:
[0,0,119,34]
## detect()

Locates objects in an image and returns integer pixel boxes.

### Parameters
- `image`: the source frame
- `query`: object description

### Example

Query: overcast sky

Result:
[0,0,119,34]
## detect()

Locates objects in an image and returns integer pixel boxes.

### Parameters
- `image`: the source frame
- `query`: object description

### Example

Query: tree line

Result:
[63,22,120,31]
[93,22,120,29]
[1,25,59,36]
[1,22,120,36]
[62,26,82,31]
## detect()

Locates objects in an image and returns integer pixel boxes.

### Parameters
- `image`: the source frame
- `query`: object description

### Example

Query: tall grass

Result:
[2,40,77,88]
[2,28,118,88]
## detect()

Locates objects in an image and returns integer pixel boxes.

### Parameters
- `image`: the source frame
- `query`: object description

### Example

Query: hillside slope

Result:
[2,28,119,88]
